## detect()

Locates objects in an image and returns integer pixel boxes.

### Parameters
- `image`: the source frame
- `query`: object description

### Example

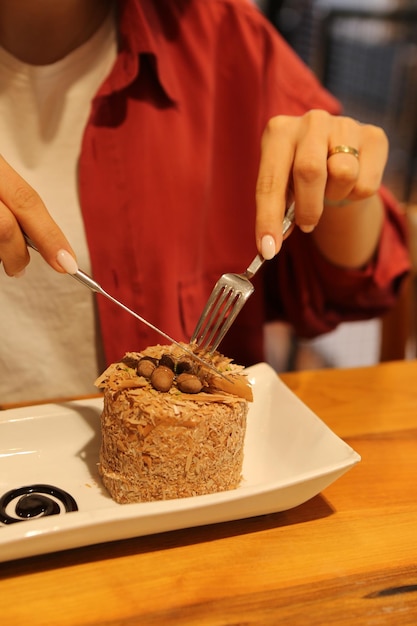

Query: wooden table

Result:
[1,360,417,625]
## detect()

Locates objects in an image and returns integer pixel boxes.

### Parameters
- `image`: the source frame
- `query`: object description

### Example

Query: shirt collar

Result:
[99,0,179,104]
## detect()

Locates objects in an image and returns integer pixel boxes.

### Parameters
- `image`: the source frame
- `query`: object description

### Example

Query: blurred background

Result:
[257,0,417,370]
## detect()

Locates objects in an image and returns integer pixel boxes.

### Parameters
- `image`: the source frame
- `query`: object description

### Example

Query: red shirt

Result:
[79,0,410,366]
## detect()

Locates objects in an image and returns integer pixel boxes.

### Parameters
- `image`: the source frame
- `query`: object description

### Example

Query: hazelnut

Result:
[177,373,203,394]
[137,357,157,379]
[159,353,175,371]
[176,359,194,375]
[151,365,175,392]
[121,355,140,369]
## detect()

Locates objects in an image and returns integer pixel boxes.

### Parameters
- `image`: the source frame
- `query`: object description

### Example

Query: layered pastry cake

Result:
[94,343,253,503]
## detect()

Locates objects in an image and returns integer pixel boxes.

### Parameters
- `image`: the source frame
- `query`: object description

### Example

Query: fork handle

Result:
[245,203,295,279]
[245,254,264,279]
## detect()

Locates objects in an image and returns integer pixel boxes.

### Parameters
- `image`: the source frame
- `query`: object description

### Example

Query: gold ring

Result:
[328,145,359,160]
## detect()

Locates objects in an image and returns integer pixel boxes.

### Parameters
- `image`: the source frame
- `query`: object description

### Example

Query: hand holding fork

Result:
[191,203,295,353]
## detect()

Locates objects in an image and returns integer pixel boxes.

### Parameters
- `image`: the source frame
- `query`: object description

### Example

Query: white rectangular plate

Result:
[0,363,360,562]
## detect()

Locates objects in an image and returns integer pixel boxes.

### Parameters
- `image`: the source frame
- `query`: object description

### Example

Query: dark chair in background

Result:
[263,0,286,22]
[263,0,316,64]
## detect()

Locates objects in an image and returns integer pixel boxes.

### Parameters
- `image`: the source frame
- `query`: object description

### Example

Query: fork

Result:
[191,203,295,353]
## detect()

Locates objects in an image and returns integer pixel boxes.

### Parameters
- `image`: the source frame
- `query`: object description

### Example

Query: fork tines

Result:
[191,274,254,352]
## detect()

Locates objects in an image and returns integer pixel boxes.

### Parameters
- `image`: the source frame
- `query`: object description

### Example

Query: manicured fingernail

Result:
[13,268,26,278]
[261,235,276,260]
[300,224,315,233]
[57,249,78,274]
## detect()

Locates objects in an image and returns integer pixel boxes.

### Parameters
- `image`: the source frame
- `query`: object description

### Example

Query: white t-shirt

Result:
[0,14,117,403]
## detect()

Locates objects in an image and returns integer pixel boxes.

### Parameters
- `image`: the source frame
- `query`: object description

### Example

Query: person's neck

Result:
[0,0,113,65]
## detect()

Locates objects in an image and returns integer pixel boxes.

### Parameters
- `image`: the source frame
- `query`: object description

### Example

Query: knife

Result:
[23,235,229,380]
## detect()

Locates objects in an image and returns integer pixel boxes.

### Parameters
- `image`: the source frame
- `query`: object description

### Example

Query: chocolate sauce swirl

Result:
[0,484,78,525]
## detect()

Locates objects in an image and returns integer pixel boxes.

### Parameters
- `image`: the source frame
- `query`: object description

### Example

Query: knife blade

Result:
[23,234,229,380]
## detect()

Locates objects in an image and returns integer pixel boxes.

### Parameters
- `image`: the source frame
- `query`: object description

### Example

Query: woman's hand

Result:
[255,110,388,267]
[0,156,77,276]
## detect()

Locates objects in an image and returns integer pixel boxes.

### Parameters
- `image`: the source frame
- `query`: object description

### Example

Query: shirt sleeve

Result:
[264,186,411,337]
